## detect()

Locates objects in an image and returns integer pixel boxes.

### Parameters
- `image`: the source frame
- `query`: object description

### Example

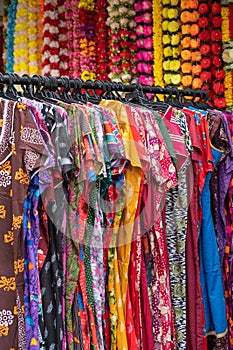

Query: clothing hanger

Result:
[70,78,88,103]
[0,73,19,101]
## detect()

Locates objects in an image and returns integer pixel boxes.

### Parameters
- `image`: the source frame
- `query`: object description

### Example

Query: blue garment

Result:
[199,146,227,336]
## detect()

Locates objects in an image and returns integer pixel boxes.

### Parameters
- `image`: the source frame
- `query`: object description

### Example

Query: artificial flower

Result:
[199,30,210,42]
[182,75,192,87]
[192,77,202,89]
[201,58,211,69]
[211,29,222,42]
[181,62,192,73]
[181,49,192,60]
[214,97,226,109]
[153,0,164,87]
[200,44,211,55]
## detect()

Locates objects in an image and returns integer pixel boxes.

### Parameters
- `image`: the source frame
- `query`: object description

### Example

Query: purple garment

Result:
[24,175,40,349]
[216,112,233,266]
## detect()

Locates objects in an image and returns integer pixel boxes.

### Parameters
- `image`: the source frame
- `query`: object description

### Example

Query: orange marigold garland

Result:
[180,0,202,89]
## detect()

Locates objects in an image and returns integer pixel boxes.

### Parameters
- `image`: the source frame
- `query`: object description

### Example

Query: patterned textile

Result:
[0,99,49,349]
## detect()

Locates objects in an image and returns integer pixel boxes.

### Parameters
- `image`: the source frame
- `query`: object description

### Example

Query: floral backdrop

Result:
[1,0,233,109]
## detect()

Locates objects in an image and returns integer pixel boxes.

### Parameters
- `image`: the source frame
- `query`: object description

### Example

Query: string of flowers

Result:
[0,21,4,73]
[152,0,164,87]
[134,0,154,86]
[64,0,75,76]
[78,0,96,81]
[95,0,109,80]
[5,0,17,73]
[180,0,202,89]
[161,0,182,87]
[28,0,42,75]
[57,0,69,77]
[209,0,226,109]
[198,0,213,105]
[222,3,233,108]
[14,0,29,75]
[106,0,137,83]
[42,0,60,77]
[3,0,11,70]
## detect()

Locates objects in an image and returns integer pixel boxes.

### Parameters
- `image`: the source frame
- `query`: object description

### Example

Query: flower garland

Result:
[28,0,42,75]
[3,0,11,70]
[78,0,97,81]
[57,0,69,77]
[180,0,202,89]
[42,0,60,77]
[222,3,233,107]
[95,0,109,80]
[106,0,137,83]
[209,0,226,109]
[14,0,29,75]
[0,21,4,74]
[64,0,75,76]
[134,0,154,86]
[5,0,17,73]
[198,1,213,104]
[161,0,182,86]
[152,0,164,87]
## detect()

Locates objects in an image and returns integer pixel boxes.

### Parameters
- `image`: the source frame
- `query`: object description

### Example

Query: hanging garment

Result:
[0,99,51,350]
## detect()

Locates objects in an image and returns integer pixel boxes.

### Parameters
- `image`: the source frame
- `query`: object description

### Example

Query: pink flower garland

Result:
[135,0,154,86]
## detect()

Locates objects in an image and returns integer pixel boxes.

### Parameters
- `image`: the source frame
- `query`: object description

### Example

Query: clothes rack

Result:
[0,73,208,102]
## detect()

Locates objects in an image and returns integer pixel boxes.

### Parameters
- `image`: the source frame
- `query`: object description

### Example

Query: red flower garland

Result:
[95,0,109,80]
[198,0,213,104]
[210,0,226,109]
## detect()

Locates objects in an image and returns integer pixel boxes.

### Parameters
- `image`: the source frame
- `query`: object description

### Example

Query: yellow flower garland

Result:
[161,0,181,86]
[28,0,42,75]
[14,0,29,75]
[152,0,164,87]
[221,5,233,107]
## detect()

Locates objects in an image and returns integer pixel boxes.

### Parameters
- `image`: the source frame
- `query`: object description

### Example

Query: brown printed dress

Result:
[0,99,48,350]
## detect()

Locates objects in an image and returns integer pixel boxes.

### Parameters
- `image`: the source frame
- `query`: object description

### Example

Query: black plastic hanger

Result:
[2,73,19,101]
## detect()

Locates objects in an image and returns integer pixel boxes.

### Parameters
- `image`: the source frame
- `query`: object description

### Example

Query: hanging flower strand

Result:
[79,0,97,81]
[135,0,154,86]
[14,0,29,75]
[5,0,17,73]
[95,0,109,80]
[221,3,233,107]
[152,0,164,87]
[42,0,60,77]
[162,0,182,87]
[28,0,42,75]
[107,0,137,84]
[180,0,202,89]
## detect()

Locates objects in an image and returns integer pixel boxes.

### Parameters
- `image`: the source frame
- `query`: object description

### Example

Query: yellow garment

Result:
[100,101,142,350]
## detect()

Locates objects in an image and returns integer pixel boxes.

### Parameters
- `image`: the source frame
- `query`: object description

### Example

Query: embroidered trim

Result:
[16,290,26,350]
[0,170,11,187]
[0,309,14,327]
[24,150,40,173]
[20,127,43,145]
